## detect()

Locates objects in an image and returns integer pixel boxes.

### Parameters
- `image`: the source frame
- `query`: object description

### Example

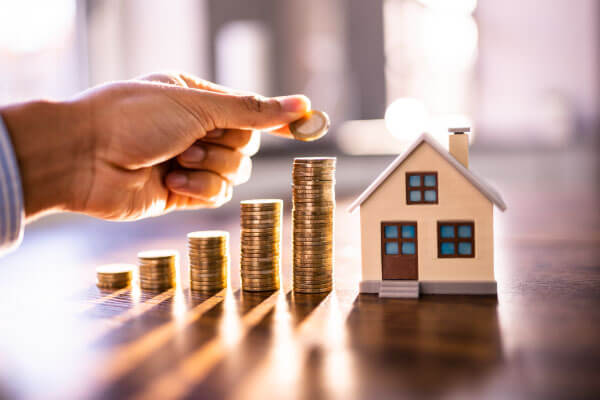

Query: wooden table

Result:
[0,151,598,399]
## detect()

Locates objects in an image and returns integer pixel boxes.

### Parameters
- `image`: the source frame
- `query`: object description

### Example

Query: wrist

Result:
[0,99,94,219]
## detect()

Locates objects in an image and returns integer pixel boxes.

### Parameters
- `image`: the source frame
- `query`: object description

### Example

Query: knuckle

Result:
[209,174,227,196]
[241,95,266,113]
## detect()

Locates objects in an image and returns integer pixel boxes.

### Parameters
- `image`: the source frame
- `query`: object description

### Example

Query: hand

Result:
[1,72,310,221]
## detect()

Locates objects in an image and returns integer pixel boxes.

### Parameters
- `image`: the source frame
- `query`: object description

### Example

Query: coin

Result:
[239,199,282,292]
[291,157,335,294]
[187,230,230,291]
[137,250,177,290]
[289,110,330,142]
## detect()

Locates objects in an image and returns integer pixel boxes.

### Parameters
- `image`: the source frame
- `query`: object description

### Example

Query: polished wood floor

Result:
[0,151,598,399]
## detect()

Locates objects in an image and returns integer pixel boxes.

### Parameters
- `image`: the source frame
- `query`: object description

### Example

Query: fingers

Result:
[136,72,188,87]
[180,89,310,132]
[176,73,251,95]
[177,143,252,185]
[264,124,293,138]
[165,187,233,211]
[200,129,260,155]
[165,170,231,202]
[137,71,249,95]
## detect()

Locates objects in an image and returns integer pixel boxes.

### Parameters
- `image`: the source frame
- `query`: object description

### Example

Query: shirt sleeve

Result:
[0,115,24,255]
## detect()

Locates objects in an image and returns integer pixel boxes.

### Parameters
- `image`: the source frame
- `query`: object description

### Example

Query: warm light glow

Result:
[0,0,75,53]
[385,98,428,141]
[270,292,301,385]
[219,289,242,347]
[417,0,478,15]
[172,289,188,320]
[421,13,478,70]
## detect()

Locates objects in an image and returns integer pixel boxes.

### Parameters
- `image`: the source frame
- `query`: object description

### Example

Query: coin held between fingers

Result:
[290,110,330,142]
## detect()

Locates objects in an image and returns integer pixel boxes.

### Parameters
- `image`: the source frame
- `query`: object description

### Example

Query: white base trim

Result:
[359,280,497,295]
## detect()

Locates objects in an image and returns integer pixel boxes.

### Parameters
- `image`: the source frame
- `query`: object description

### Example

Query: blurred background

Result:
[0,0,598,270]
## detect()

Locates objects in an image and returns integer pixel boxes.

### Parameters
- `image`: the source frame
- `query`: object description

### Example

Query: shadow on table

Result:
[345,294,503,399]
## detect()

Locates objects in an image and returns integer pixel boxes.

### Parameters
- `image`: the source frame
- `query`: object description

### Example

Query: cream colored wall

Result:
[359,143,495,281]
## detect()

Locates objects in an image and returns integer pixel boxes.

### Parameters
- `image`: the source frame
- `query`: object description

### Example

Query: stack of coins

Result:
[292,157,336,293]
[137,250,177,290]
[240,199,282,292]
[96,264,134,289]
[188,231,229,292]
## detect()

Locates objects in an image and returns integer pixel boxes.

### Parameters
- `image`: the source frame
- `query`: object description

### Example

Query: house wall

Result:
[359,143,495,282]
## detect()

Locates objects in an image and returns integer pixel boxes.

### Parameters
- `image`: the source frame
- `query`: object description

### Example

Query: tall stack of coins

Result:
[188,231,229,292]
[240,199,282,292]
[292,157,336,293]
[137,250,177,290]
[96,264,134,289]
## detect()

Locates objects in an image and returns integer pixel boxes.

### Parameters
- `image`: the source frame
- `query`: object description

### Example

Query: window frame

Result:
[381,221,418,256]
[437,221,475,258]
[406,172,439,205]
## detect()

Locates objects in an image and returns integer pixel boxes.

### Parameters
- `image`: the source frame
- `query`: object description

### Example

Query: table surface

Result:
[0,150,598,400]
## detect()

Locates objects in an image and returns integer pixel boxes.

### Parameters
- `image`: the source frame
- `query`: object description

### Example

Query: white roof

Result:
[348,133,507,213]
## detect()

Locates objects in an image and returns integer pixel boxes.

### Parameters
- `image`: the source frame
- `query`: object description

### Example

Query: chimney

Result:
[448,127,470,168]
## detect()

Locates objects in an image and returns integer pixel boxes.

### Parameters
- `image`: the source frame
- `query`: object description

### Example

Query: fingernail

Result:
[277,95,311,114]
[166,172,187,188]
[180,145,206,162]
[206,129,224,138]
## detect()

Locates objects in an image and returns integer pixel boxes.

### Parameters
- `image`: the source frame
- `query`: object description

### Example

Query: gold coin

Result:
[190,270,226,278]
[140,283,174,291]
[240,260,279,268]
[187,230,228,239]
[240,199,282,208]
[97,282,130,289]
[289,110,330,142]
[137,249,178,260]
[190,283,226,291]
[96,263,134,275]
[293,287,332,294]
[294,156,336,163]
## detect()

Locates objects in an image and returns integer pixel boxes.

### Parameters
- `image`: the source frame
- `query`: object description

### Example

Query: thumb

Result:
[187,91,311,132]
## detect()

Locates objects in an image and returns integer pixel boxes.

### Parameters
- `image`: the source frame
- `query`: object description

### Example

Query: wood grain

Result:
[0,152,598,400]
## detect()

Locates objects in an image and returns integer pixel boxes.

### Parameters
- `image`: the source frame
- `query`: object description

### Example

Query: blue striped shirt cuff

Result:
[0,115,24,255]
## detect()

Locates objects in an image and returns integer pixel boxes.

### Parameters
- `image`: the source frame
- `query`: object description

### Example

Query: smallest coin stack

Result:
[188,231,229,292]
[137,250,177,290]
[240,199,282,292]
[96,264,134,289]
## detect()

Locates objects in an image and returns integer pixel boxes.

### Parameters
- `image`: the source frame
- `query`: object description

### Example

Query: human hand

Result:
[1,72,310,221]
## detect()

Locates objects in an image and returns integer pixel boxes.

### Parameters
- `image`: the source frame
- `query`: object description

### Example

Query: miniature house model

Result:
[348,129,506,298]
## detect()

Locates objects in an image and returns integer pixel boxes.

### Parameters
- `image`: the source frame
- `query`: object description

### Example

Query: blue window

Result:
[424,174,436,187]
[407,172,438,204]
[409,175,421,187]
[402,242,416,255]
[424,190,437,202]
[402,225,415,238]
[458,242,473,255]
[440,225,455,238]
[458,225,472,238]
[440,242,455,255]
[385,242,399,255]
[383,223,417,258]
[384,225,398,238]
[409,191,422,202]
[438,222,475,258]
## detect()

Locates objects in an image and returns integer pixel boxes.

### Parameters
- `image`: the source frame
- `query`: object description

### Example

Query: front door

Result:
[381,221,418,280]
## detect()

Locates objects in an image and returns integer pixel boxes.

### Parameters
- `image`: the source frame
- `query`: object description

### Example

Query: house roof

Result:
[348,133,507,213]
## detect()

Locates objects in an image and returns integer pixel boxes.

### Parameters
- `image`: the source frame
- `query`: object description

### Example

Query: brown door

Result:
[381,222,418,280]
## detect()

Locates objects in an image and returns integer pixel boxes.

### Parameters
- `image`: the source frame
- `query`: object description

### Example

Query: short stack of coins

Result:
[96,264,134,289]
[188,231,229,292]
[292,157,336,293]
[137,250,177,290]
[240,199,282,291]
